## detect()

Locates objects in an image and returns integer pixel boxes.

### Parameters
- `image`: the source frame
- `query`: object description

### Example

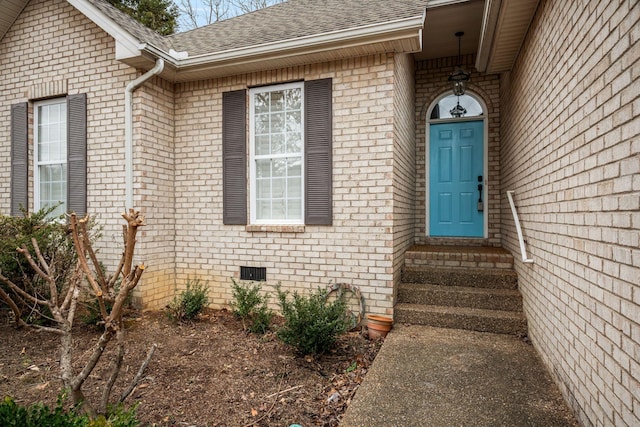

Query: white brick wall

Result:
[173,55,401,315]
[500,0,639,425]
[0,0,137,273]
[392,53,416,302]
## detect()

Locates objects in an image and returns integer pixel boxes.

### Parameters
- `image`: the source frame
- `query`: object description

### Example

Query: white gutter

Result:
[124,58,164,209]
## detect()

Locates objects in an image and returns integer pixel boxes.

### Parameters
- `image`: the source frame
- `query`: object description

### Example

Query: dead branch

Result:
[100,327,126,414]
[0,270,52,309]
[121,209,145,277]
[17,244,58,306]
[0,281,28,328]
[120,343,157,403]
[69,214,104,299]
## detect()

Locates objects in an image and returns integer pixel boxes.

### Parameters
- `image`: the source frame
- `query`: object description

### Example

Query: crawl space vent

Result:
[240,266,266,281]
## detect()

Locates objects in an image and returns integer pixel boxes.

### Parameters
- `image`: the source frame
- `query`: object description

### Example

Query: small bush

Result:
[276,285,349,355]
[230,280,273,334]
[166,278,209,322]
[0,206,101,325]
[0,395,139,427]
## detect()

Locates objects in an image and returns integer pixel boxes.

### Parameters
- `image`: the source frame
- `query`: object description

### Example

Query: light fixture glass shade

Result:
[448,66,470,95]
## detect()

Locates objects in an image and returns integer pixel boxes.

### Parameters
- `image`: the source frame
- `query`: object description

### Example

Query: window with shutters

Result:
[249,82,304,224]
[223,79,331,226]
[34,98,68,217]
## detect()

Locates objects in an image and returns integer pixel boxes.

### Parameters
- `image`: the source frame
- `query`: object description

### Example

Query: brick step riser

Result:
[405,258,514,270]
[402,268,518,290]
[395,306,527,336]
[397,287,523,312]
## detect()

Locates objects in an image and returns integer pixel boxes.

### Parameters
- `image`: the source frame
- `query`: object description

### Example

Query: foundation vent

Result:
[240,266,266,281]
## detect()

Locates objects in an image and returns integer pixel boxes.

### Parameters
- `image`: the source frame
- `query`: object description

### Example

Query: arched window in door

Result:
[430,94,483,120]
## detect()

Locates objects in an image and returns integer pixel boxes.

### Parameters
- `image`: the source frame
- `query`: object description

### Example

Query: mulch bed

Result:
[0,308,382,426]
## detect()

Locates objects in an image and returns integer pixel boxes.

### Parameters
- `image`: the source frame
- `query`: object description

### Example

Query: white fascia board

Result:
[65,0,144,60]
[153,14,425,70]
[476,0,501,72]
[426,0,475,8]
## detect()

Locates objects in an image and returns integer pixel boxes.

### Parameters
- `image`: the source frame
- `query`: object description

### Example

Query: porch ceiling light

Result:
[448,31,470,96]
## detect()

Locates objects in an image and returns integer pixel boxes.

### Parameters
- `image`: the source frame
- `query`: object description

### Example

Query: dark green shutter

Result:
[305,78,333,225]
[10,102,28,217]
[222,89,247,225]
[67,93,87,216]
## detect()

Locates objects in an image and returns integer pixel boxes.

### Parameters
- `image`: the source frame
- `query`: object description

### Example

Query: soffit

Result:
[0,0,28,42]
[417,0,485,61]
[476,0,539,73]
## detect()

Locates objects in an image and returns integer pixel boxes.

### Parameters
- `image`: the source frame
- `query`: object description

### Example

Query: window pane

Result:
[36,100,67,214]
[39,164,67,209]
[271,112,284,133]
[270,91,284,110]
[256,178,270,198]
[288,158,302,177]
[255,135,270,156]
[272,158,286,177]
[286,111,301,132]
[288,199,302,218]
[271,133,285,155]
[255,114,269,134]
[288,177,301,198]
[286,133,301,153]
[256,199,271,220]
[285,89,301,110]
[256,159,271,178]
[431,94,483,119]
[255,93,269,114]
[251,84,304,223]
[271,198,286,220]
[272,177,285,197]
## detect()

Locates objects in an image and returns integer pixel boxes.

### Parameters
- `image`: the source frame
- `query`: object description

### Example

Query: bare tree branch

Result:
[120,343,157,403]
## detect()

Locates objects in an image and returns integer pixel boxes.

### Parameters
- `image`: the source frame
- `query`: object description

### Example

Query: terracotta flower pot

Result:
[366,314,393,339]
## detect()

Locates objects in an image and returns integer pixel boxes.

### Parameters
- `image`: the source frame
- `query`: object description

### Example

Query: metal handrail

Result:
[506,191,534,264]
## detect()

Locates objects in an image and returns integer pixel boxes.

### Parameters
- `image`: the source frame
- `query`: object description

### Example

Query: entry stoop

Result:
[396,245,527,336]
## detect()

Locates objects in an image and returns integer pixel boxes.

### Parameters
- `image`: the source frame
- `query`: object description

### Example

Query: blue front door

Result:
[429,120,484,237]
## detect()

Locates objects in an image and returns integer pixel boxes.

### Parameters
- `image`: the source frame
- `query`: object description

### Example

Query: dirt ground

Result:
[0,308,382,426]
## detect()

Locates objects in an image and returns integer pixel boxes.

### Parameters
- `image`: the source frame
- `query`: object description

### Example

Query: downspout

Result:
[124,58,164,209]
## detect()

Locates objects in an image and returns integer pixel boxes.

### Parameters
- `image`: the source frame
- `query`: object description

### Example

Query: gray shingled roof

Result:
[87,0,174,51]
[86,0,427,57]
[168,0,428,56]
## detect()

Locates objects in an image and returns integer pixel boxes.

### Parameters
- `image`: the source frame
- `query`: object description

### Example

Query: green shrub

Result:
[275,285,349,355]
[0,394,87,427]
[230,279,273,334]
[166,278,209,322]
[0,206,101,324]
[0,396,139,427]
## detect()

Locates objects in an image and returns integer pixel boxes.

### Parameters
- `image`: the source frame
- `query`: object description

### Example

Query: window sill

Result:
[246,224,306,233]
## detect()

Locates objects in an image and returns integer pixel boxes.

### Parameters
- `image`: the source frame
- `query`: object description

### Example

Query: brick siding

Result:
[500,0,639,425]
[173,54,403,316]
[0,0,137,274]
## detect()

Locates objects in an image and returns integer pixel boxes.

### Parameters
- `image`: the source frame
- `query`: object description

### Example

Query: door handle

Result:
[477,176,484,212]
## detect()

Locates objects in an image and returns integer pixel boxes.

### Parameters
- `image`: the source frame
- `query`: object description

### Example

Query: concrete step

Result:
[395,303,528,336]
[397,282,523,312]
[405,245,514,270]
[402,266,518,290]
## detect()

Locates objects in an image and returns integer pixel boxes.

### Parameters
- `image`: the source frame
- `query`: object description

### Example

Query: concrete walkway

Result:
[341,325,578,427]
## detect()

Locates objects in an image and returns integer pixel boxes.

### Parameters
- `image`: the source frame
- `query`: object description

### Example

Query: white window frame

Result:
[34,98,67,216]
[249,82,305,225]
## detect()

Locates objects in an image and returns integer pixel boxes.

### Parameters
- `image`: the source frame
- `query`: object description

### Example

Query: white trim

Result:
[34,97,67,214]
[249,82,305,225]
[425,91,488,238]
[65,0,144,60]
